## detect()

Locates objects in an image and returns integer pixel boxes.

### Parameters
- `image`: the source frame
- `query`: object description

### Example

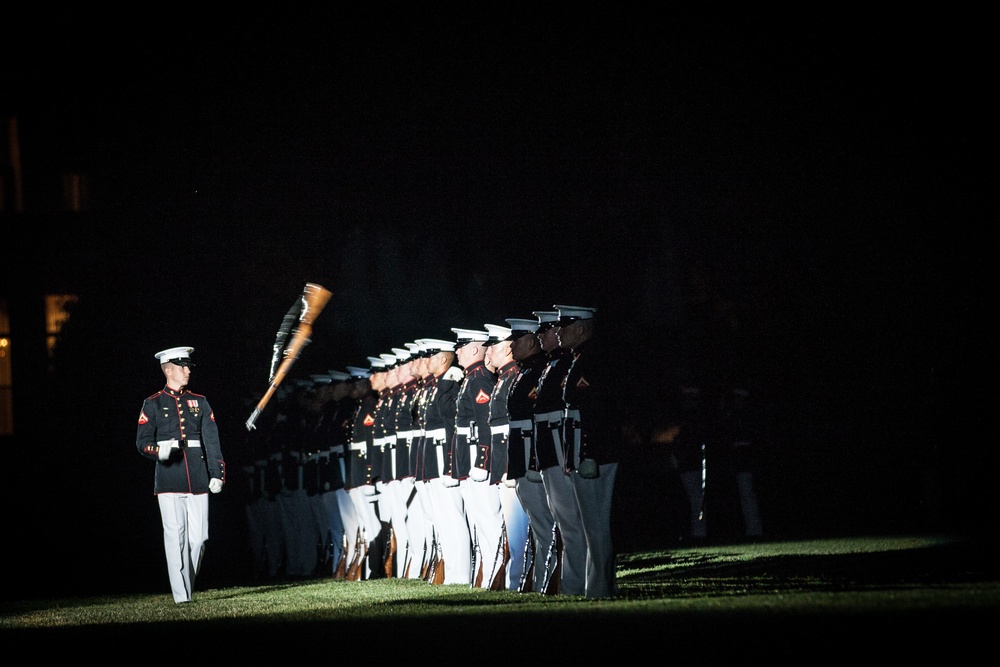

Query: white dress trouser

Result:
[349,486,381,578]
[321,490,346,574]
[382,480,411,578]
[541,466,587,595]
[569,462,618,599]
[515,479,557,592]
[462,479,503,587]
[337,488,361,573]
[428,477,471,584]
[404,479,429,578]
[157,492,209,603]
[500,482,529,590]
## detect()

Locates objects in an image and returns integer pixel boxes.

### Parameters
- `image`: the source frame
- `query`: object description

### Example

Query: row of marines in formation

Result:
[239,305,617,598]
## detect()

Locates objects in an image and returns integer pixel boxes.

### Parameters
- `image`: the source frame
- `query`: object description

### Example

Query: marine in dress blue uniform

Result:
[324,370,358,576]
[533,311,586,595]
[272,379,317,578]
[506,316,553,593]
[557,305,618,599]
[314,371,351,576]
[364,356,391,578]
[378,350,412,578]
[485,322,530,591]
[410,341,438,579]
[417,338,469,584]
[136,346,225,603]
[399,342,431,578]
[451,327,499,587]
[345,365,377,579]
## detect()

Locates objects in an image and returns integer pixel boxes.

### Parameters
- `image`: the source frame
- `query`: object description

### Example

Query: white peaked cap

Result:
[554,304,597,322]
[420,338,456,352]
[155,346,194,365]
[484,323,512,344]
[505,318,540,333]
[451,327,489,342]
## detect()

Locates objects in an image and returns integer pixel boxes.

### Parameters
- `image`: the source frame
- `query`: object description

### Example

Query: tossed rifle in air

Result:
[246,282,333,431]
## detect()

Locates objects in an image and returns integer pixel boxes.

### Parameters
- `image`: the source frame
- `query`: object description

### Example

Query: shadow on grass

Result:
[5,533,999,659]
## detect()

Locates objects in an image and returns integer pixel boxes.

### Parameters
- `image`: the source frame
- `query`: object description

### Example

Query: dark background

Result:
[1,8,992,598]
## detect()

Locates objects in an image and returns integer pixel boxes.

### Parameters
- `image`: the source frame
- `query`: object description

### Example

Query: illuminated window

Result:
[46,294,78,359]
[0,297,11,435]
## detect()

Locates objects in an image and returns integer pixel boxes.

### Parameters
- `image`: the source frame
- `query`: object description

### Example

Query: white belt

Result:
[460,425,474,438]
[534,410,563,423]
[492,423,509,436]
[509,419,533,430]
[330,444,345,455]
[350,441,368,453]
[159,438,201,448]
[426,428,446,441]
[566,409,581,421]
[396,429,413,441]
[553,429,565,469]
[435,443,445,474]
[373,436,386,448]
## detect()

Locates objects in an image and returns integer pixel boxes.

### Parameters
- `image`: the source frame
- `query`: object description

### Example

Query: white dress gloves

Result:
[577,458,599,479]
[157,439,178,461]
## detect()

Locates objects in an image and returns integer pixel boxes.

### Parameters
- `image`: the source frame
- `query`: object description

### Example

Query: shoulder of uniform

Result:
[145,390,163,401]
[185,391,208,398]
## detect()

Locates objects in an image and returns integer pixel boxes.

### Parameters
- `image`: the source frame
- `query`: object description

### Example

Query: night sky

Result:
[2,9,992,596]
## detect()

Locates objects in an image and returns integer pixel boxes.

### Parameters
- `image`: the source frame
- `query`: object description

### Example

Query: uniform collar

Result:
[463,360,486,373]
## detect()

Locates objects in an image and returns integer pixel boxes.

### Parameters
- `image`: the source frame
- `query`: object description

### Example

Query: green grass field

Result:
[4,533,997,659]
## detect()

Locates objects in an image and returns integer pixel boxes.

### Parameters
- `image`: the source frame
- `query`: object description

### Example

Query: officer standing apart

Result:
[557,305,619,599]
[136,346,225,604]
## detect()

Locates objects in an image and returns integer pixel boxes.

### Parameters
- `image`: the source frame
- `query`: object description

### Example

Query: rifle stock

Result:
[384,527,397,578]
[246,283,333,430]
